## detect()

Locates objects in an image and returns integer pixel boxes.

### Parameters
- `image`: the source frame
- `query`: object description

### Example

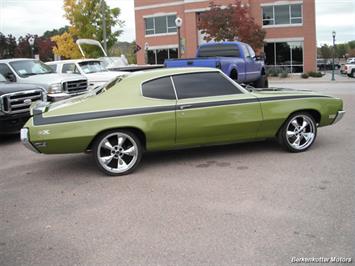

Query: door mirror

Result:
[6,73,16,82]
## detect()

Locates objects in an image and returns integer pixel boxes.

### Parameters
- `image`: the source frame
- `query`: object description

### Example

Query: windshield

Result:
[79,61,107,74]
[10,60,53,77]
[0,74,7,82]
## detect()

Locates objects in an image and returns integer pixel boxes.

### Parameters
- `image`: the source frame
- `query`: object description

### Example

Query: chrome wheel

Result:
[96,132,139,174]
[285,115,315,151]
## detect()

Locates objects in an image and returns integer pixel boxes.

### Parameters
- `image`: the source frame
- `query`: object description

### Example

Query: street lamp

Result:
[99,0,107,54]
[28,36,35,58]
[144,42,149,64]
[331,30,336,81]
[175,17,183,58]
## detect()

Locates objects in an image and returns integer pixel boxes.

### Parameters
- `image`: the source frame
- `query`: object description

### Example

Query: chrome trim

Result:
[0,89,44,114]
[20,128,40,153]
[332,111,345,125]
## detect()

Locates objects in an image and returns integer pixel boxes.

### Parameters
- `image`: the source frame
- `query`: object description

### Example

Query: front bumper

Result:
[0,113,31,134]
[20,128,39,153]
[332,111,346,125]
[48,91,88,102]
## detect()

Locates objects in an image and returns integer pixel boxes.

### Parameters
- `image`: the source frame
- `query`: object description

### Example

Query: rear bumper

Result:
[332,111,345,125]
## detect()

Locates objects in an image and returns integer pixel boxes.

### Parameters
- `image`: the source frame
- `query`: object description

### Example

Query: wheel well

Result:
[86,127,146,152]
[261,67,266,75]
[230,69,238,80]
[276,109,321,137]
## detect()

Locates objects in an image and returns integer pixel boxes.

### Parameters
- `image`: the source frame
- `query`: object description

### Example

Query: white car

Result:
[46,59,127,89]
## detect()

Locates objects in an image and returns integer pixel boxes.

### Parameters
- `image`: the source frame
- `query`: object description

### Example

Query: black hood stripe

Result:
[33,95,331,126]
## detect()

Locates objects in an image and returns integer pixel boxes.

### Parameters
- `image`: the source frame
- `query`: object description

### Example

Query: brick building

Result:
[134,0,316,73]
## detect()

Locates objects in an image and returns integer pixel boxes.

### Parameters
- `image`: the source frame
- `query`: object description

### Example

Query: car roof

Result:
[199,41,246,47]
[46,59,102,65]
[123,67,220,83]
[0,58,37,63]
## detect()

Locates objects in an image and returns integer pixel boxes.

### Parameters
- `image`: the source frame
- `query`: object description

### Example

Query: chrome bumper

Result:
[20,128,39,153]
[332,111,346,125]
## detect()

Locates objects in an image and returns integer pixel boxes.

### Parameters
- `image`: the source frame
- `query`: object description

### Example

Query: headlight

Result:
[47,83,62,94]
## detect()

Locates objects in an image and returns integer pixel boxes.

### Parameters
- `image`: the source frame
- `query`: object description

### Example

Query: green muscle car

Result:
[21,68,345,176]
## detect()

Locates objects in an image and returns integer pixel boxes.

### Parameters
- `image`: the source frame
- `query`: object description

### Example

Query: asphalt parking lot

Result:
[1,81,354,265]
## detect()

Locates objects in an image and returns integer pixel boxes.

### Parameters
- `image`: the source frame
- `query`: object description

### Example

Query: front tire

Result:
[278,112,317,152]
[93,130,142,176]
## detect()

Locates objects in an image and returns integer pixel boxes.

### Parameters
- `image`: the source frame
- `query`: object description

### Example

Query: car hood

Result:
[22,73,87,88]
[0,83,45,96]
[86,71,127,83]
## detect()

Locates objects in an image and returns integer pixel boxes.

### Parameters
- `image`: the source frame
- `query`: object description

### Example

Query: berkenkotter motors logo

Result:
[291,257,352,263]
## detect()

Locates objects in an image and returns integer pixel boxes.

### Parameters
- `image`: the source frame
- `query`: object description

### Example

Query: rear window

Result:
[142,77,176,100]
[197,44,240,58]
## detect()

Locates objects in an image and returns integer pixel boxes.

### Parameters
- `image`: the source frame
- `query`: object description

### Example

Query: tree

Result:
[0,33,17,58]
[63,0,124,50]
[43,26,69,39]
[335,43,348,59]
[198,0,266,50]
[51,32,82,59]
[319,44,332,59]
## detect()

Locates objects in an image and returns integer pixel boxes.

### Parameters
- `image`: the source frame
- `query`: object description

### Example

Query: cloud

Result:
[0,0,135,42]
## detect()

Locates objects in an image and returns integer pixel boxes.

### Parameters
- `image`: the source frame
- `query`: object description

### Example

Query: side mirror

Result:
[6,73,16,82]
[254,55,264,61]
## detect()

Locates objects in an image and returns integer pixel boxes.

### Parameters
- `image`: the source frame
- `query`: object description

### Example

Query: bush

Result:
[279,70,289,78]
[301,73,309,79]
[308,71,323,78]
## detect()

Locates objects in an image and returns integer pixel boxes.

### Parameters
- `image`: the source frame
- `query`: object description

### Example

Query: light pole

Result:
[331,30,336,81]
[175,17,183,58]
[99,0,107,54]
[28,36,35,58]
[144,42,149,64]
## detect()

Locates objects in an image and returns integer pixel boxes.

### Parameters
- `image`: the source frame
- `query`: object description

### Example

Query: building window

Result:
[262,4,302,26]
[147,48,178,64]
[144,15,177,35]
[264,41,303,73]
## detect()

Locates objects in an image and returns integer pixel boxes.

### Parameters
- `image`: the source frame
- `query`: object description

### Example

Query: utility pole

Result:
[101,0,107,54]
[331,30,336,81]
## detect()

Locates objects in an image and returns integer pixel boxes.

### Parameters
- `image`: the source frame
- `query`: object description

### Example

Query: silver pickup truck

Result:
[0,58,88,101]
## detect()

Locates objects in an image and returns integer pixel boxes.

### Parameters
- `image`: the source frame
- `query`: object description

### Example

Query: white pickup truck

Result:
[344,58,355,78]
[0,58,88,101]
[46,59,127,90]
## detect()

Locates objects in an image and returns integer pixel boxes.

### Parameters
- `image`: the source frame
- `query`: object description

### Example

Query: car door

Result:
[246,44,261,81]
[241,44,254,82]
[172,71,263,147]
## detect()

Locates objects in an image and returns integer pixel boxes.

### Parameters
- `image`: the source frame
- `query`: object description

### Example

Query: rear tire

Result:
[277,112,317,153]
[254,75,268,88]
[351,70,355,78]
[92,130,142,176]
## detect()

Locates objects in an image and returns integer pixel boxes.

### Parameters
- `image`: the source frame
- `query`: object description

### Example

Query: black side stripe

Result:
[33,95,331,126]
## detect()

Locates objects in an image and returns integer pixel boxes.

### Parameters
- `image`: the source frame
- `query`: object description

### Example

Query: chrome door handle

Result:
[179,104,193,110]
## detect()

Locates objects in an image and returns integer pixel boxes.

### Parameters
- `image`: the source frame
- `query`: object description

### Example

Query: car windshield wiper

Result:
[21,73,38,77]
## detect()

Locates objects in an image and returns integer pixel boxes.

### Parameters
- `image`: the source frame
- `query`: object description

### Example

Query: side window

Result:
[142,76,176,100]
[62,63,79,74]
[242,44,251,58]
[247,45,255,58]
[0,63,16,82]
[172,72,241,99]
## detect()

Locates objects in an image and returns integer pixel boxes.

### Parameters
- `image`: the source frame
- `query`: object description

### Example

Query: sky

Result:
[0,0,354,46]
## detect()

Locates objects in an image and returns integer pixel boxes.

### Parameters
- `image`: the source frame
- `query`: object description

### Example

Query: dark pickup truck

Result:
[0,74,46,134]
[165,42,268,88]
